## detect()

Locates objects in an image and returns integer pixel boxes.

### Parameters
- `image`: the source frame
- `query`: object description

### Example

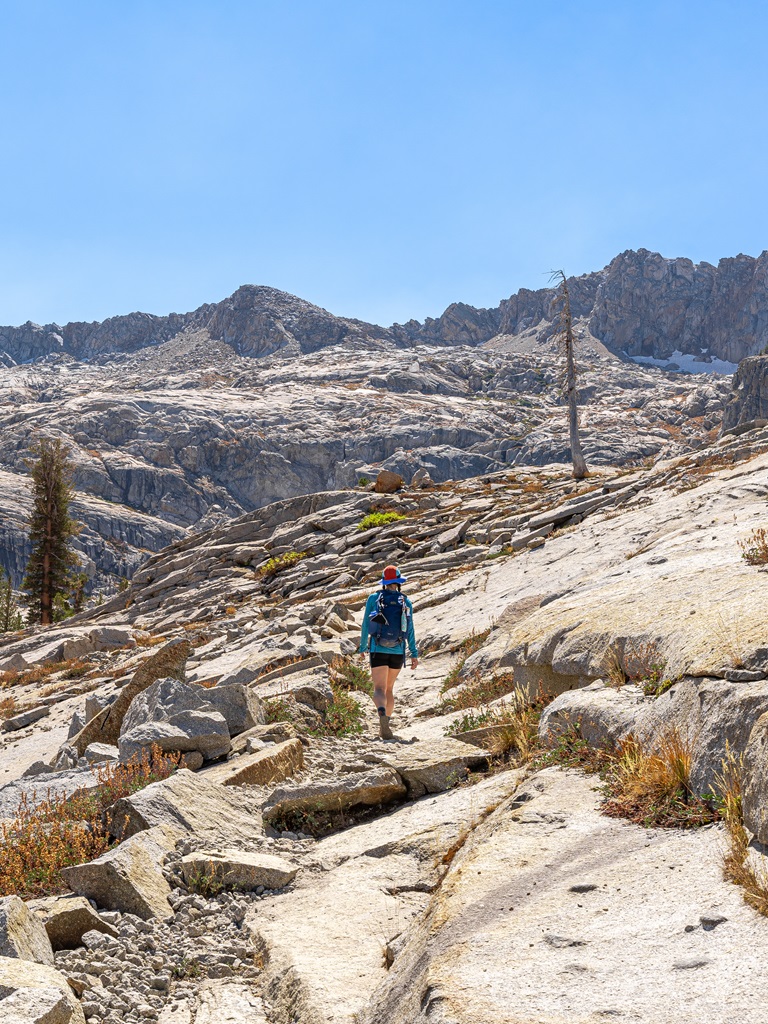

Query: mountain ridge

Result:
[3,247,768,367]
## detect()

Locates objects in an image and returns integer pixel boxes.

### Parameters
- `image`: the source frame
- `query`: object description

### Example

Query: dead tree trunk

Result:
[553,270,588,480]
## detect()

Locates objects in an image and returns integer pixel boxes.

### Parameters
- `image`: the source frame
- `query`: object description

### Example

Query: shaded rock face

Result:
[721,355,768,433]
[590,249,768,365]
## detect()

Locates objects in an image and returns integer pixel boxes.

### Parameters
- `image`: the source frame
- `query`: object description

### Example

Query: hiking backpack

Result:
[368,590,410,648]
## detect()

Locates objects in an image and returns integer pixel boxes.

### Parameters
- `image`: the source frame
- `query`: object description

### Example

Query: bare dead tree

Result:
[551,270,588,480]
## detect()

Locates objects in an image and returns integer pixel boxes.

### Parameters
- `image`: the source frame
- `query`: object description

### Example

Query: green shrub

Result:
[357,512,406,531]
[258,550,309,578]
[321,686,365,737]
[264,697,295,724]
[329,655,373,696]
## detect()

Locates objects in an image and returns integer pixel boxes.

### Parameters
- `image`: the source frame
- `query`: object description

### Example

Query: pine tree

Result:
[552,270,588,480]
[0,567,23,633]
[22,437,80,625]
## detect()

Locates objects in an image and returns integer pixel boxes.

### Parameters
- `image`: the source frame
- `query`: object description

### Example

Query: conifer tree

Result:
[0,567,23,633]
[552,270,588,480]
[22,437,80,625]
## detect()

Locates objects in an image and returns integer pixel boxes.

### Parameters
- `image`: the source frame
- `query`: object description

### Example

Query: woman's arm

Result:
[405,597,419,660]
[358,594,375,653]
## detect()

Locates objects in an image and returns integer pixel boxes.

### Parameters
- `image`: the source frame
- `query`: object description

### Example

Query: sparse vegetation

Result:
[0,696,17,720]
[321,686,366,737]
[264,677,366,738]
[739,527,768,566]
[440,670,516,714]
[537,726,719,830]
[440,629,491,692]
[716,745,768,917]
[0,656,97,691]
[257,550,309,579]
[0,745,178,898]
[448,686,552,764]
[358,476,370,487]
[172,956,202,980]
[185,868,224,898]
[358,511,407,531]
[264,697,295,724]
[603,639,672,696]
[329,655,373,696]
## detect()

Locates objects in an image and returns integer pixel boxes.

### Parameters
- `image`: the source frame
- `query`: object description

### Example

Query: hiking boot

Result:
[379,713,394,740]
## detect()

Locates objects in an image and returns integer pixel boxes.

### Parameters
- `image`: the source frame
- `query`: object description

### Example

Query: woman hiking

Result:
[358,564,419,739]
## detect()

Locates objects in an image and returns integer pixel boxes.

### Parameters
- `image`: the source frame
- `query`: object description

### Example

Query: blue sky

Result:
[0,0,766,328]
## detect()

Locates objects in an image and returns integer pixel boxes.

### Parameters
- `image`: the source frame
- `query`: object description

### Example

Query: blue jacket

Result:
[358,591,419,659]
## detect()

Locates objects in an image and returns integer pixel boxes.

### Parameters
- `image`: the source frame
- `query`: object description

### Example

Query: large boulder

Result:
[375,738,489,797]
[263,767,406,824]
[26,896,118,952]
[181,850,297,892]
[69,638,190,756]
[0,897,54,966]
[538,682,645,749]
[122,676,263,738]
[109,769,264,847]
[118,710,231,763]
[374,470,403,494]
[202,739,304,788]
[82,743,119,765]
[120,677,210,735]
[203,683,265,736]
[633,676,768,794]
[0,955,86,1023]
[60,825,178,920]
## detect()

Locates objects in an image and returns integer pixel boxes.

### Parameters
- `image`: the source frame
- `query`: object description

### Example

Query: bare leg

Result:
[384,667,401,716]
[370,664,390,714]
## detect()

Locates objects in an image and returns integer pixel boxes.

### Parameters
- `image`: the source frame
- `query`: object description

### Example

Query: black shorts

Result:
[370,651,406,670]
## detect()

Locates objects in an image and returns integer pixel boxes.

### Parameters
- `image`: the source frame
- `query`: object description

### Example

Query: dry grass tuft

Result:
[0,656,97,691]
[447,685,553,768]
[538,725,718,830]
[0,695,17,720]
[739,527,768,566]
[716,745,768,917]
[603,639,671,696]
[440,629,492,692]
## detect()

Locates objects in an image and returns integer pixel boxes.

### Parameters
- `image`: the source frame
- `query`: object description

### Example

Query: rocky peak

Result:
[590,247,768,364]
[3,248,768,367]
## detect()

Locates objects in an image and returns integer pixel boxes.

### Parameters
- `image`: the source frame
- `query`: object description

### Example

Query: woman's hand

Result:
[410,658,419,671]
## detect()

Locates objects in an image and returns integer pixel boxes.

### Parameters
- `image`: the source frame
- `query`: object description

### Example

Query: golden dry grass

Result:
[715,746,768,917]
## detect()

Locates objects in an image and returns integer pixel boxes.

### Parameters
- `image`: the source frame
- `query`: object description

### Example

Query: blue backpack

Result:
[368,590,410,648]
